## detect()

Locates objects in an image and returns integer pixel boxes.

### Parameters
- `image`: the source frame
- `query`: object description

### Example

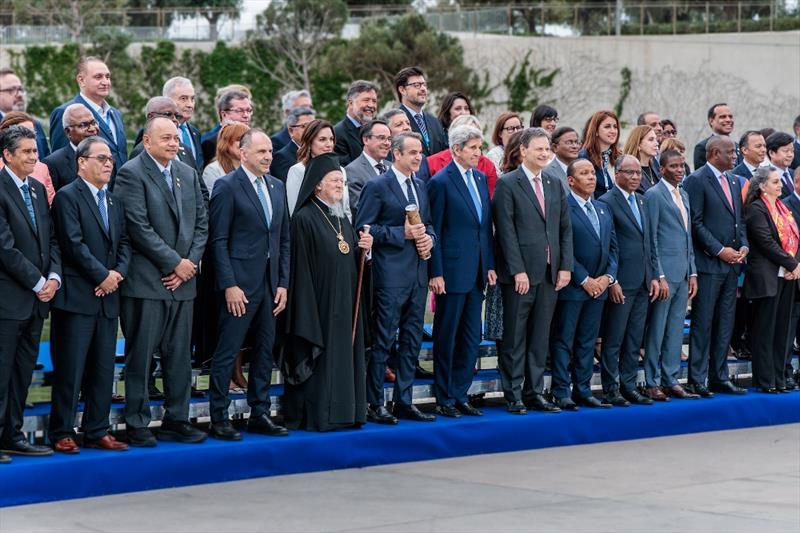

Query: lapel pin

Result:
[600,209,604,215]
[108,197,113,206]
[176,178,181,188]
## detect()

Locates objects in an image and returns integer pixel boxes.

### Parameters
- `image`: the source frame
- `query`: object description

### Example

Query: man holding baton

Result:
[355,131,436,423]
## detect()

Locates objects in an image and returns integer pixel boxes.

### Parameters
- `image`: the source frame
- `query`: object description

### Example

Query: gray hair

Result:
[614,154,640,172]
[217,90,250,114]
[0,125,36,162]
[75,135,108,159]
[744,165,779,205]
[281,89,311,112]
[449,125,483,151]
[380,108,405,123]
[145,96,175,114]
[345,80,378,102]
[162,76,193,98]
[62,103,90,129]
[518,127,550,149]
[391,131,423,154]
[286,106,315,127]
[239,128,268,149]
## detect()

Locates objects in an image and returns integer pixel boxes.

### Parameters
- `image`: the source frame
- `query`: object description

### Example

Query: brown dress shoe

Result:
[647,387,670,401]
[85,434,129,451]
[663,384,699,399]
[384,367,396,383]
[53,437,80,454]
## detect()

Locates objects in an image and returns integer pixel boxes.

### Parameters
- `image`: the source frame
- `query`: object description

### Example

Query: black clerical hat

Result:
[295,153,342,210]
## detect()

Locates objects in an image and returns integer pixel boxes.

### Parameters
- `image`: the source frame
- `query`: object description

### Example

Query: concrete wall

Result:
[456,31,800,151]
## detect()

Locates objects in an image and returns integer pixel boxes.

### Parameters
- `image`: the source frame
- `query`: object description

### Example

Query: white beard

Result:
[327,201,346,219]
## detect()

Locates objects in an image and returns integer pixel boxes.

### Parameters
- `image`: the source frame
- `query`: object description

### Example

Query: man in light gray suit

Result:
[644,149,699,402]
[346,119,392,213]
[542,127,581,192]
[114,117,209,446]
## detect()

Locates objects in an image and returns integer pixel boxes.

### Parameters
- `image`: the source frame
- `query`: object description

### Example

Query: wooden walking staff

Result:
[405,204,430,260]
[352,224,371,346]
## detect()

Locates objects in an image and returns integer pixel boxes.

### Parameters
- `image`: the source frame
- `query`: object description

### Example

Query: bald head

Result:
[143,117,180,166]
[706,135,736,171]
[145,96,180,124]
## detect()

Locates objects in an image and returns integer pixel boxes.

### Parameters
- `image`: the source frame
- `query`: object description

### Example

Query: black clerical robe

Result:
[283,198,367,431]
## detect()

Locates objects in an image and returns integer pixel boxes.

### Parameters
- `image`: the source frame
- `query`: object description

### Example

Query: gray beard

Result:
[327,201,346,219]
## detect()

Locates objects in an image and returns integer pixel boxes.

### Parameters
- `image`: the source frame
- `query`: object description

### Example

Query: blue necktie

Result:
[256,177,272,229]
[783,169,794,195]
[414,113,430,147]
[180,124,196,157]
[405,178,417,206]
[161,168,173,192]
[97,189,109,231]
[465,169,482,222]
[585,201,600,238]
[105,109,117,144]
[20,183,37,231]
[628,193,642,230]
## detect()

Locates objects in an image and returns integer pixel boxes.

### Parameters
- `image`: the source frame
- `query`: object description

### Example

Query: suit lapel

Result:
[569,194,600,242]
[266,175,281,227]
[388,173,410,208]
[237,168,268,227]
[141,154,179,220]
[613,187,644,234]
[515,169,544,221]
[2,172,39,237]
[659,181,687,233]
[705,166,734,216]
[77,94,118,151]
[76,179,110,239]
[446,164,480,223]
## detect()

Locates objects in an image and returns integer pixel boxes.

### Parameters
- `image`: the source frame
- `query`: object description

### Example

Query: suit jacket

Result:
[693,135,742,171]
[208,167,289,299]
[271,127,292,154]
[112,152,208,301]
[559,195,618,301]
[50,94,127,172]
[51,178,131,318]
[577,148,613,198]
[428,161,494,293]
[683,164,748,274]
[271,141,298,183]
[645,180,696,283]
[542,157,569,192]
[200,123,222,169]
[129,140,199,173]
[0,167,62,320]
[743,198,800,299]
[401,107,447,156]
[599,187,654,291]
[183,122,203,170]
[493,166,573,286]
[345,152,391,213]
[354,170,434,289]
[333,117,364,167]
[731,161,754,180]
[1,112,49,158]
[43,144,78,192]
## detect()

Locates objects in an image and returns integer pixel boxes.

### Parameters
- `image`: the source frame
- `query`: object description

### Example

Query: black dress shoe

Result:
[158,421,207,443]
[393,403,436,422]
[777,386,791,393]
[552,396,579,411]
[126,427,157,447]
[0,453,10,464]
[759,387,779,394]
[247,414,289,436]
[455,402,483,416]
[621,389,654,405]
[367,405,398,425]
[573,395,612,408]
[709,380,746,395]
[435,405,462,418]
[688,383,715,398]
[784,376,798,390]
[604,391,631,407]
[209,421,242,441]
[526,394,561,413]
[415,365,435,380]
[0,440,54,456]
[506,401,527,415]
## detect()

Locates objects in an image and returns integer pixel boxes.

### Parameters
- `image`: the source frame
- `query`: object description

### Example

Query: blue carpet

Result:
[2,388,798,507]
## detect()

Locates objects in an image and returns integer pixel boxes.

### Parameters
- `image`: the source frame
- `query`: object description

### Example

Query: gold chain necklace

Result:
[312,199,350,254]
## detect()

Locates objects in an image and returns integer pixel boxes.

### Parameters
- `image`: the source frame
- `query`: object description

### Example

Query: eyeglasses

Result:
[0,86,25,95]
[150,111,180,120]
[404,82,427,90]
[663,130,677,137]
[368,135,391,142]
[226,107,254,115]
[558,139,581,146]
[617,169,643,176]
[503,125,524,134]
[289,122,309,130]
[541,116,559,123]
[81,154,114,165]
[67,119,98,130]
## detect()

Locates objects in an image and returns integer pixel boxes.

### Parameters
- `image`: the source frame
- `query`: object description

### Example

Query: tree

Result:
[502,50,559,113]
[10,0,126,44]
[125,0,242,41]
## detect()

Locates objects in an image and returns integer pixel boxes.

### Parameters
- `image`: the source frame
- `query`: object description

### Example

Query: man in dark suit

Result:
[792,115,800,171]
[550,160,617,410]
[49,57,127,173]
[644,150,699,401]
[201,90,253,166]
[271,106,315,182]
[0,126,62,461]
[493,128,573,414]
[684,137,749,396]
[334,80,378,167]
[43,103,100,191]
[207,129,290,440]
[394,67,448,156]
[766,132,797,198]
[129,97,200,175]
[0,68,49,158]
[356,132,435,424]
[113,117,208,447]
[599,155,659,406]
[782,166,800,389]
[731,131,766,181]
[346,119,392,213]
[271,90,312,154]
[48,136,131,453]
[693,103,741,170]
[164,76,204,170]
[428,125,496,418]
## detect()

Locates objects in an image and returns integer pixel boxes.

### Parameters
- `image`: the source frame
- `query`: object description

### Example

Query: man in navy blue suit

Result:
[0,68,49,158]
[693,103,741,170]
[428,125,496,418]
[394,67,448,157]
[355,132,435,424]
[164,77,204,171]
[684,136,749,397]
[43,103,100,191]
[731,130,766,181]
[599,155,659,406]
[781,167,800,390]
[49,57,127,176]
[550,159,618,410]
[207,129,290,440]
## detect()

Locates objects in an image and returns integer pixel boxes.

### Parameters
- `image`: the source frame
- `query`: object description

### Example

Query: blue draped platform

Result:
[1,386,798,508]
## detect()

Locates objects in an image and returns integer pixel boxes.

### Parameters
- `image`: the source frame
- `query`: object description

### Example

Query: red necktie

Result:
[719,173,733,210]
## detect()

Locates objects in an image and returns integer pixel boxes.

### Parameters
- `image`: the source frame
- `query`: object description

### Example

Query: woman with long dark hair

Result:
[579,110,621,198]
[437,92,474,133]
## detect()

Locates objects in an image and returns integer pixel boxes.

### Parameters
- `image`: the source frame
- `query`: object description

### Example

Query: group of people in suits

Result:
[1,55,799,464]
